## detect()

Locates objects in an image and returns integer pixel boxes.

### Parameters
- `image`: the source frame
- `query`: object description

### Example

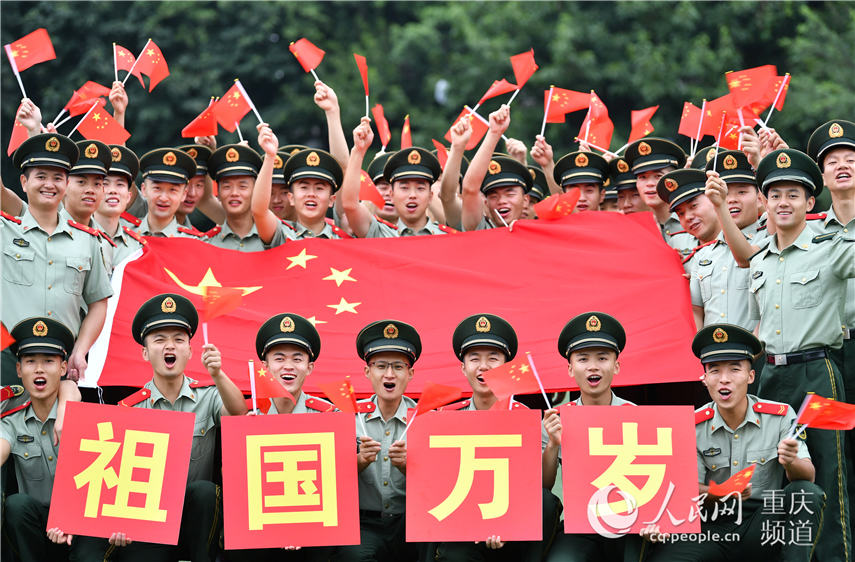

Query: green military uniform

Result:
[648,324,824,561]
[98,145,145,268]
[71,140,116,273]
[749,149,853,562]
[132,148,201,238]
[471,155,534,231]
[1,318,74,561]
[279,148,349,240]
[655,168,713,274]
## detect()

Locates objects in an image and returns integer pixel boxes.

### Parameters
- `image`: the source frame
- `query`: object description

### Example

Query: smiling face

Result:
[288,178,334,223]
[485,185,528,225]
[636,168,672,208]
[617,188,648,214]
[263,343,313,397]
[568,347,619,403]
[142,327,192,379]
[180,175,206,215]
[364,351,413,402]
[821,147,855,194]
[17,353,66,401]
[99,174,132,218]
[765,183,814,232]
[142,179,187,222]
[392,178,431,224]
[569,183,604,212]
[702,359,753,412]
[724,182,761,229]
[461,346,506,399]
[65,173,105,221]
[269,183,293,220]
[674,193,720,242]
[21,166,68,211]
[217,175,254,217]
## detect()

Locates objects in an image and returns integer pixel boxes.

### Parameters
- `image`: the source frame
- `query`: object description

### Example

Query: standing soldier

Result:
[552,151,609,212]
[94,145,146,269]
[133,148,204,238]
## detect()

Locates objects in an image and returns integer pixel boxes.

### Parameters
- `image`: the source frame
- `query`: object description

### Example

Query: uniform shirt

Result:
[206,220,285,252]
[131,377,223,483]
[282,220,343,240]
[696,395,809,497]
[267,392,324,414]
[94,220,144,270]
[364,215,451,238]
[2,208,113,335]
[473,216,498,231]
[690,221,764,330]
[0,400,59,506]
[662,214,698,260]
[749,226,855,354]
[133,216,198,238]
[821,206,855,335]
[355,394,416,516]
[551,392,635,459]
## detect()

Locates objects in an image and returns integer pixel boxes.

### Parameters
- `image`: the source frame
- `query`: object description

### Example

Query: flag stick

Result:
[235,123,244,142]
[400,414,416,439]
[494,208,510,227]
[51,108,67,127]
[526,352,552,409]
[248,360,258,413]
[689,99,707,160]
[711,111,727,173]
[507,88,521,106]
[357,410,368,437]
[763,74,790,127]
[573,137,617,159]
[234,79,264,124]
[310,69,320,82]
[583,92,594,143]
[364,95,370,120]
[508,395,514,410]
[69,102,99,136]
[54,113,73,129]
[613,142,630,155]
[540,86,554,138]
[202,322,209,345]
[737,109,746,150]
[4,45,27,98]
[754,118,770,131]
[112,42,118,82]
[465,106,509,142]
[122,38,150,86]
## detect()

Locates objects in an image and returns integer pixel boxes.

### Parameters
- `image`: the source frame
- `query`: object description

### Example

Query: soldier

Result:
[542,312,639,562]
[523,165,550,219]
[341,118,452,237]
[552,151,609,212]
[270,146,306,222]
[366,151,397,223]
[600,183,619,213]
[75,294,247,561]
[204,143,284,251]
[646,324,823,561]
[94,145,146,268]
[438,117,471,228]
[3,134,112,384]
[1,318,78,561]
[133,148,204,238]
[429,314,562,561]
[333,320,421,562]
[177,143,224,232]
[611,157,646,214]
[66,140,116,273]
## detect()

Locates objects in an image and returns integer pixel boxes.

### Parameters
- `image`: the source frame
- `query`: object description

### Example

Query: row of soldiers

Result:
[1,79,853,560]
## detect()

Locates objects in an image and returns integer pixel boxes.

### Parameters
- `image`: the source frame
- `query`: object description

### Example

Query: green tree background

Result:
[2,1,853,192]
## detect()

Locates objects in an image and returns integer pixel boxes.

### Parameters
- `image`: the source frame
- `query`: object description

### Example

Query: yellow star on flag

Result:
[327,297,361,315]
[146,48,155,56]
[286,248,318,270]
[323,267,356,287]
[163,267,262,296]
[519,364,530,373]
[93,113,101,121]
[257,367,269,377]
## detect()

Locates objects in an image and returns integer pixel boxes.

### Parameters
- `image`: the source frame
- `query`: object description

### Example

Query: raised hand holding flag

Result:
[354,53,370,117]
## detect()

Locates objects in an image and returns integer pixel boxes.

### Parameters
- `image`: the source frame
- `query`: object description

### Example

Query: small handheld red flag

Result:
[533,189,581,220]
[133,39,169,92]
[796,394,855,430]
[432,139,449,169]
[628,106,659,143]
[478,79,518,105]
[76,108,130,144]
[7,107,29,157]
[678,102,704,141]
[213,83,251,132]
[443,107,489,151]
[725,65,777,109]
[708,464,756,496]
[544,87,590,124]
[4,28,56,72]
[354,53,369,96]
[509,49,538,89]
[201,286,243,322]
[359,171,386,209]
[114,44,144,88]
[763,74,790,112]
[371,104,392,148]
[401,115,412,149]
[289,38,325,73]
[182,98,218,138]
[415,383,464,416]
[578,92,614,149]
[482,356,539,399]
[0,322,15,351]
[254,366,294,400]
[318,379,359,414]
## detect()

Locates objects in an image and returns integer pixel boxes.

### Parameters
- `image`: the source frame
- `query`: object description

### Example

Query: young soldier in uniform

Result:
[542,312,640,562]
[429,314,562,561]
[647,324,823,561]
[94,145,146,268]
[176,143,223,232]
[3,134,112,385]
[1,318,77,561]
[341,118,451,237]
[366,151,397,223]
[552,151,609,212]
[611,157,646,214]
[269,147,304,222]
[333,320,421,562]
[75,294,247,561]
[204,144,283,251]
[133,148,204,238]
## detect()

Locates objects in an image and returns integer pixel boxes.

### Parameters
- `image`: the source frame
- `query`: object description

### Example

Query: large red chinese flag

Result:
[318,379,359,414]
[533,188,580,220]
[358,171,386,209]
[628,105,659,143]
[371,104,391,147]
[400,115,412,149]
[414,383,464,416]
[86,211,700,395]
[482,356,539,399]
[254,366,294,400]
[478,79,518,105]
[545,88,590,123]
[707,463,756,496]
[221,413,360,549]
[213,83,251,132]
[796,394,855,430]
[353,53,369,95]
[509,49,538,88]
[677,102,703,141]
[76,108,131,144]
[7,106,28,156]
[4,28,55,72]
[289,38,325,73]
[181,98,218,138]
[725,65,777,109]
[47,402,194,544]
[114,43,144,88]
[134,40,169,92]
[443,107,489,151]
[0,322,15,350]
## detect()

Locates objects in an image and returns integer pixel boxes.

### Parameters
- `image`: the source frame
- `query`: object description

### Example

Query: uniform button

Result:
[776,279,781,284]
[733,461,739,466]
[48,260,53,265]
[48,455,53,461]
[775,304,780,309]
[15,253,20,258]
[721,289,725,294]
[239,243,244,247]
[200,429,205,435]
[24,452,28,457]
[761,457,766,462]
[47,311,52,316]
[801,277,806,282]
[844,228,848,233]
[385,430,390,436]
[779,257,784,262]
[384,503,390,509]
[776,330,781,334]
[41,430,47,435]
[47,285,51,290]
[47,236,52,241]
[711,464,717,469]
[383,481,388,486]
[733,434,739,440]
[720,313,726,318]
[78,266,83,271]
[384,456,388,461]
[190,394,195,399]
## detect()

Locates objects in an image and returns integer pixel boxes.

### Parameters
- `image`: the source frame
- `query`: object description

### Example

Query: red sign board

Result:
[221,412,360,549]
[47,402,194,544]
[406,409,543,542]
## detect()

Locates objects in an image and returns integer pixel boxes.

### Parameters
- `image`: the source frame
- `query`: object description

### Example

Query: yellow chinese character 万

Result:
[73,422,170,522]
[428,434,522,522]
[589,422,672,513]
[246,432,337,530]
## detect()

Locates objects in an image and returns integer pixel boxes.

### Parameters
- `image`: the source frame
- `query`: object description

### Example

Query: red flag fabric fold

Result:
[478,79,518,105]
[4,28,56,72]
[432,139,449,169]
[708,464,756,496]
[290,38,325,73]
[533,188,581,220]
[415,383,464,416]
[254,366,294,399]
[678,102,704,141]
[114,44,145,88]
[628,105,659,143]
[354,53,369,96]
[725,65,777,109]
[133,40,169,92]
[0,322,15,351]
[509,49,538,89]
[182,99,218,138]
[318,379,359,413]
[7,107,29,156]
[482,356,539,399]
[545,88,590,124]
[359,171,386,208]
[578,92,614,149]
[213,83,251,132]
[371,104,391,147]
[796,394,855,430]
[76,108,130,144]
[443,107,489,151]
[400,115,412,149]
[201,286,243,322]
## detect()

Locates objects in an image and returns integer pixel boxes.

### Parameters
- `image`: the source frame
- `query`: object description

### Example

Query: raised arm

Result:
[201,343,249,417]
[314,81,349,171]
[439,118,472,228]
[706,171,759,267]
[340,118,375,237]
[461,105,510,230]
[530,135,561,195]
[109,81,128,131]
[251,123,283,243]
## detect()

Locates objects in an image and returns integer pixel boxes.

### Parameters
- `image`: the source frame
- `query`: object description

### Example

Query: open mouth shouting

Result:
[163,352,177,369]
[32,376,48,391]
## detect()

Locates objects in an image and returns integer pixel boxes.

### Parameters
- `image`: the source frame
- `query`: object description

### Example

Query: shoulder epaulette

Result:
[177,225,204,238]
[812,232,837,244]
[189,378,215,388]
[305,396,335,412]
[67,219,100,237]
[806,213,827,221]
[756,224,767,231]
[356,400,376,414]
[120,212,141,227]
[0,385,24,402]
[668,230,688,237]
[438,399,470,411]
[122,226,147,245]
[753,401,788,416]
[280,219,296,230]
[97,230,117,248]
[374,215,398,229]
[204,226,222,238]
[695,407,714,424]
[326,220,352,239]
[1,401,30,418]
[1,210,21,224]
[437,223,458,234]
[681,239,717,265]
[119,387,151,407]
